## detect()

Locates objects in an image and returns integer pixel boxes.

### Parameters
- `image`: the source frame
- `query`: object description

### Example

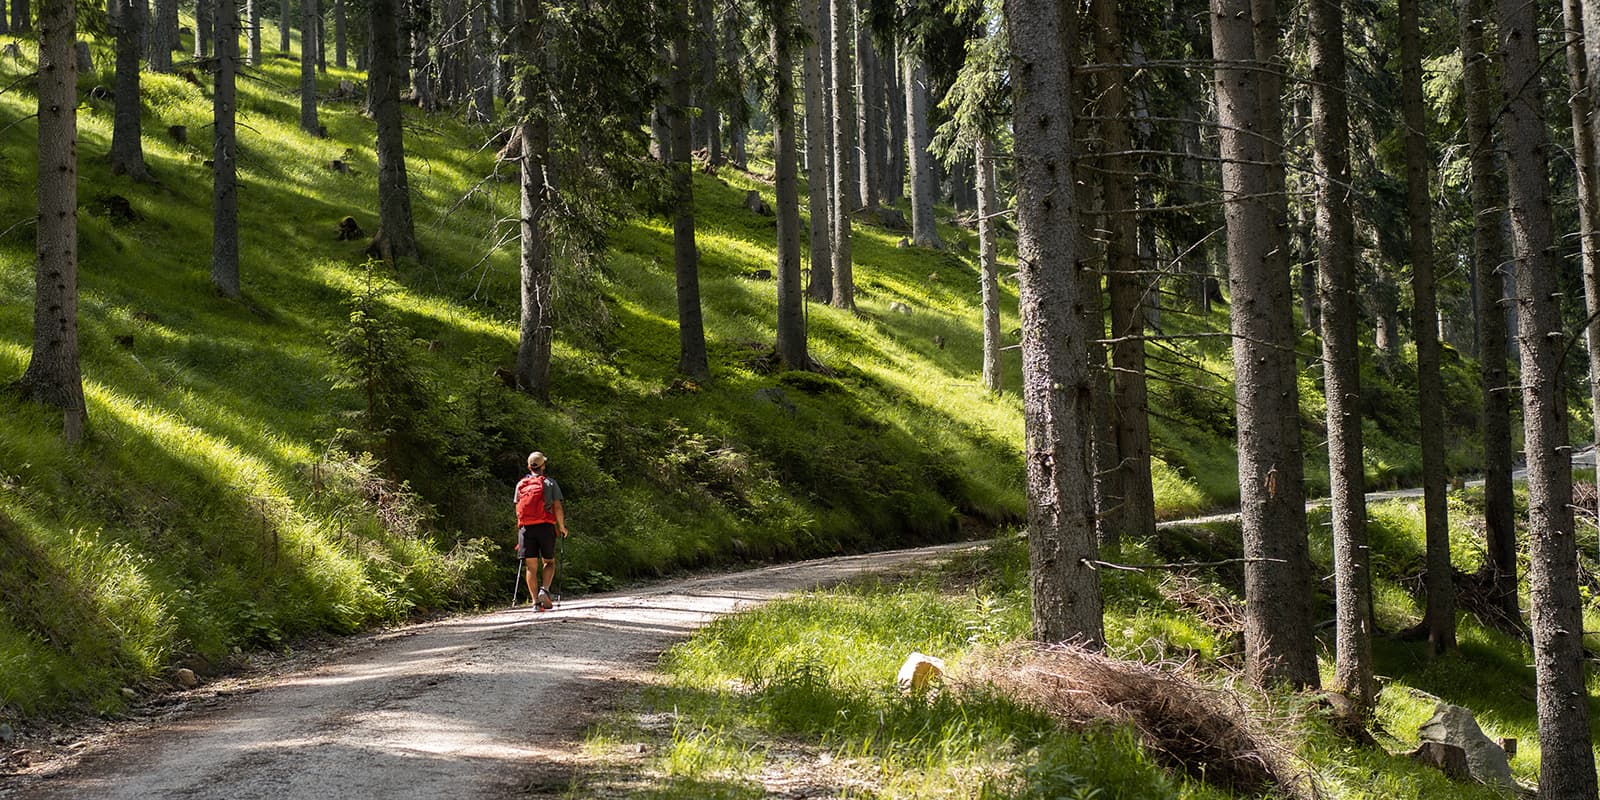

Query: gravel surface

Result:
[2,542,979,800]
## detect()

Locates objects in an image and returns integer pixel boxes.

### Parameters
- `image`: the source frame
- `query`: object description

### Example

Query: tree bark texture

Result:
[1500,0,1600,793]
[18,0,87,442]
[409,0,437,111]
[855,0,879,211]
[468,0,492,123]
[906,54,940,249]
[694,0,720,164]
[771,0,807,370]
[1006,0,1104,647]
[210,0,240,299]
[193,0,210,57]
[371,0,419,259]
[1399,0,1456,655]
[828,0,855,308]
[301,0,320,134]
[280,0,289,51]
[110,0,149,180]
[801,0,831,303]
[513,0,551,399]
[1092,0,1155,551]
[334,0,345,67]
[671,0,710,378]
[1210,0,1317,689]
[1571,0,1600,594]
[977,135,1001,393]
[246,0,260,63]
[883,39,904,203]
[1310,0,1373,712]
[146,0,172,69]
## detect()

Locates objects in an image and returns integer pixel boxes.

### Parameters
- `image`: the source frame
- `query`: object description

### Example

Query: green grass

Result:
[582,492,1600,798]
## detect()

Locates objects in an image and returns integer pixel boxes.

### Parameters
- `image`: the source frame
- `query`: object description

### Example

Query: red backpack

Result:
[515,474,554,525]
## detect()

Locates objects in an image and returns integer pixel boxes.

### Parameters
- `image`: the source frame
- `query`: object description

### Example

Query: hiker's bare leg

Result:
[539,557,557,591]
[523,558,540,598]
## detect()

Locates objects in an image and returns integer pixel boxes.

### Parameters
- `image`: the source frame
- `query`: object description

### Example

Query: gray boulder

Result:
[1418,703,1514,789]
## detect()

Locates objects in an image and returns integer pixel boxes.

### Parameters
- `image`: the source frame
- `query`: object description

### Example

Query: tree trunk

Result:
[11,0,27,32]
[467,0,491,123]
[801,0,831,303]
[695,0,720,165]
[315,10,325,73]
[300,0,320,134]
[883,38,904,203]
[146,0,172,70]
[0,0,8,34]
[670,0,710,378]
[1400,0,1455,654]
[828,0,855,309]
[977,135,1001,393]
[210,0,240,299]
[906,53,940,249]
[193,0,210,57]
[1570,0,1600,600]
[1500,0,1600,792]
[279,0,289,51]
[1311,0,1373,712]
[371,0,419,259]
[855,0,879,211]
[771,0,806,370]
[110,0,149,180]
[513,0,551,399]
[1211,0,1317,689]
[334,0,344,67]
[1006,0,1103,647]
[409,0,437,111]
[18,0,87,443]
[1091,0,1155,552]
[246,0,260,64]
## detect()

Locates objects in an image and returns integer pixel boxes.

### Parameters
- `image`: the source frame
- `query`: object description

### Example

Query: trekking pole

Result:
[511,556,523,607]
[554,531,566,604]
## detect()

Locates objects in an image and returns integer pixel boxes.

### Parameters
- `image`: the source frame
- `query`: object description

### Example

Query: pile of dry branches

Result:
[965,643,1305,798]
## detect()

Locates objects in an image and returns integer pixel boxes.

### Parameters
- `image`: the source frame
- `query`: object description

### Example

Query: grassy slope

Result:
[581,493,1600,799]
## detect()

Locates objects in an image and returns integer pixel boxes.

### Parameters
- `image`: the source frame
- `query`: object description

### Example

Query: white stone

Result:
[896,652,946,696]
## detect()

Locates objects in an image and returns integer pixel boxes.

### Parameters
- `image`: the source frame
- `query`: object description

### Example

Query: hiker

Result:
[515,451,568,608]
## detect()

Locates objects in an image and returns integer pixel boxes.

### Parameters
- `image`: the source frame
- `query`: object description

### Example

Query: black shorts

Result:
[518,523,557,560]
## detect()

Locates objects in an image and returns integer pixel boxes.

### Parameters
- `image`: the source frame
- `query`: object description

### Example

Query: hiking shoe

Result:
[537,587,553,609]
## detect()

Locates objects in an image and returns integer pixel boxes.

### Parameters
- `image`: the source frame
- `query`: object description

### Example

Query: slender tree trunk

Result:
[1006,0,1103,647]
[18,0,86,443]
[11,0,27,32]
[694,0,720,165]
[334,0,344,67]
[977,135,1001,393]
[371,0,419,258]
[1311,0,1373,712]
[1211,0,1317,689]
[210,0,240,299]
[467,0,491,123]
[279,0,289,51]
[193,0,210,57]
[855,0,879,211]
[883,39,904,203]
[1501,0,1600,792]
[513,0,551,399]
[1399,0,1456,654]
[801,0,832,303]
[906,54,940,249]
[246,0,260,63]
[0,0,8,34]
[1570,0,1600,588]
[828,0,855,309]
[146,0,172,70]
[1464,54,1517,614]
[300,0,320,133]
[1092,0,1155,552]
[110,0,149,180]
[409,0,436,111]
[771,0,807,370]
[671,0,710,378]
[315,11,325,72]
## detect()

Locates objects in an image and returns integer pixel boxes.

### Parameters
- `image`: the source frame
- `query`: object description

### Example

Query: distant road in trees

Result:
[3,543,980,800]
[1159,445,1600,529]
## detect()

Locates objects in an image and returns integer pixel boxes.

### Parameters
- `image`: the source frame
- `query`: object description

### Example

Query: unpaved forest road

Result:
[2,542,979,800]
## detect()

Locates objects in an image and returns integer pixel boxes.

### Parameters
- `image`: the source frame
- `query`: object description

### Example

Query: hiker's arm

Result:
[554,500,567,536]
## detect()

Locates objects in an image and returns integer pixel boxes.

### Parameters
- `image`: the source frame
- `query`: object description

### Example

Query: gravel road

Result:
[2,542,979,800]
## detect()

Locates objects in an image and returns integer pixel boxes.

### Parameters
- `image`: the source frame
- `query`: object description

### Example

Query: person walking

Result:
[515,451,568,609]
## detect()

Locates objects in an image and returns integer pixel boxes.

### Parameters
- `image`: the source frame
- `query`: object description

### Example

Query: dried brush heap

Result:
[965,643,1306,798]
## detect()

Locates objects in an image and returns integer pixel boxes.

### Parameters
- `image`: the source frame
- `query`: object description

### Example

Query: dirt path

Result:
[2,542,979,800]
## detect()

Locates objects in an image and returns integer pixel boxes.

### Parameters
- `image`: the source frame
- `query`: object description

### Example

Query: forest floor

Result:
[0,542,982,799]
